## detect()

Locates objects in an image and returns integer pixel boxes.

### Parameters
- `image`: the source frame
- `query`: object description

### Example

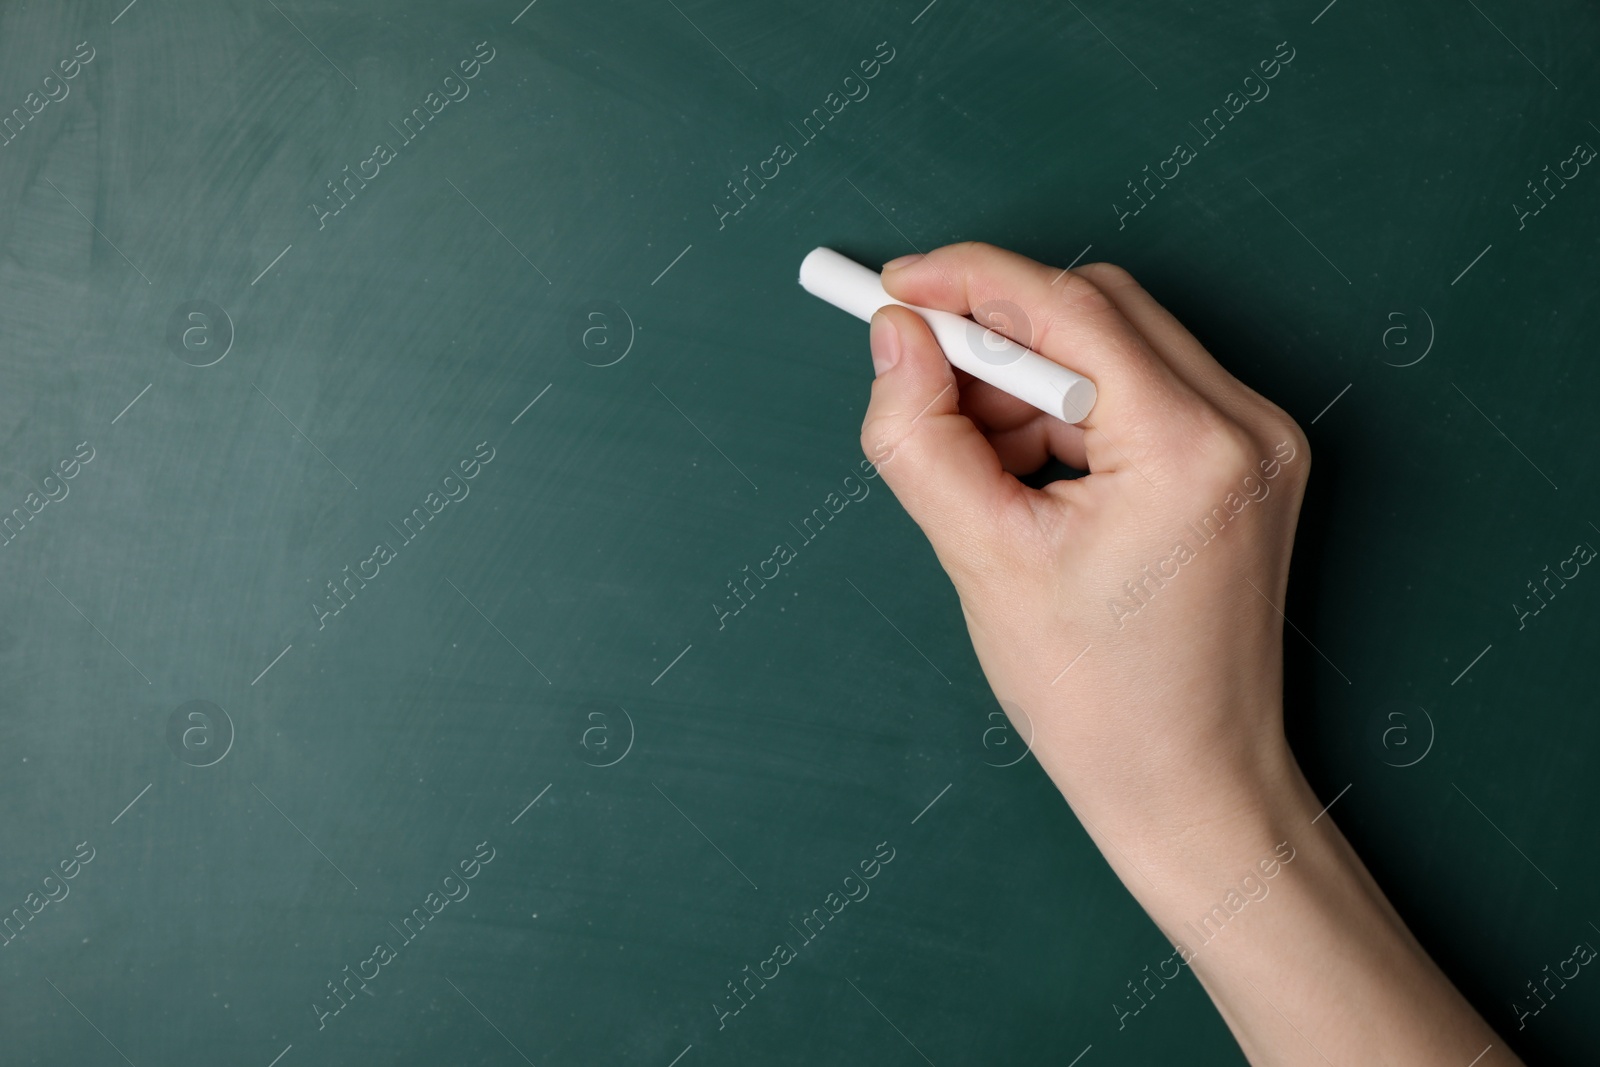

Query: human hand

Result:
[860,243,1522,1067]
[862,242,1312,841]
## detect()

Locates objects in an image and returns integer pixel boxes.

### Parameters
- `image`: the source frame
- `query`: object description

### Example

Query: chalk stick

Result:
[798,247,1097,424]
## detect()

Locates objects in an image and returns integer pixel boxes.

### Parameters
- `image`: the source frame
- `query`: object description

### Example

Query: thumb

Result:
[861,304,1018,553]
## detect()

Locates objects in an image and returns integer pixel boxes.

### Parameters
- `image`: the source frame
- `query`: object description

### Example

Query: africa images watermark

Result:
[0,40,96,148]
[0,841,96,949]
[577,700,635,768]
[313,441,496,630]
[711,460,882,631]
[1512,530,1595,630]
[1113,40,1297,230]
[0,441,96,550]
[711,840,897,1030]
[1511,932,1596,1031]
[1106,439,1300,628]
[308,41,498,230]
[1512,135,1595,231]
[712,41,897,231]
[312,840,497,1030]
[1113,840,1298,1031]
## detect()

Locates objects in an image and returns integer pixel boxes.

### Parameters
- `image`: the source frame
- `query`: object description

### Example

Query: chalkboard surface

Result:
[1,1,1597,1064]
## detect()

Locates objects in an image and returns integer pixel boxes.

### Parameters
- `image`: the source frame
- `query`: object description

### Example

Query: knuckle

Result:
[1073,261,1138,292]
[1254,401,1311,479]
[1179,406,1313,503]
[1053,269,1116,315]
[941,240,1000,261]
[934,240,1005,284]
[926,240,1001,277]
[1186,414,1259,490]
[1282,428,1312,482]
[860,406,930,476]
[859,414,898,469]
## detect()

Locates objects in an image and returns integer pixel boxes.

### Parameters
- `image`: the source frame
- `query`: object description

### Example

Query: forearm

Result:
[1071,733,1518,1066]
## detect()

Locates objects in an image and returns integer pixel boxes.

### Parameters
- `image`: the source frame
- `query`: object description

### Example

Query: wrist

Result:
[1061,726,1318,915]
[1081,733,1512,1065]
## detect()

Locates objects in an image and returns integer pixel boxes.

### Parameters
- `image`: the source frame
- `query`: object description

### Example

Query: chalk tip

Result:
[1061,379,1097,424]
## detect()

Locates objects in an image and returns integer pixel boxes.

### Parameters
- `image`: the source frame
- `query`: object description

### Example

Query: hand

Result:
[859,242,1518,1066]
[863,242,1310,839]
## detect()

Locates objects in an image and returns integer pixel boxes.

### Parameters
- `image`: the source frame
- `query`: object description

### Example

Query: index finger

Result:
[881,242,1206,467]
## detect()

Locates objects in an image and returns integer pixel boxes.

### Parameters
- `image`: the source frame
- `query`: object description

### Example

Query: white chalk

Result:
[798,247,1097,424]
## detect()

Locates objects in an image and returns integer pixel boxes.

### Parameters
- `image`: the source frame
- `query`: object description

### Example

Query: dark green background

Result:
[0,0,1595,1063]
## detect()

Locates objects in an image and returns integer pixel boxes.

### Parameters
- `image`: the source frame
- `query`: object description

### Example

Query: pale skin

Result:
[860,243,1520,1066]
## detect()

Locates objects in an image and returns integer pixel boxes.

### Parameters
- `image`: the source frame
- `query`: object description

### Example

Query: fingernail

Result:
[869,311,900,375]
[882,253,923,271]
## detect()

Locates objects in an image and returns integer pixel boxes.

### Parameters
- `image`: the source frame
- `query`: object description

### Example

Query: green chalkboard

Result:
[1,0,1596,1064]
